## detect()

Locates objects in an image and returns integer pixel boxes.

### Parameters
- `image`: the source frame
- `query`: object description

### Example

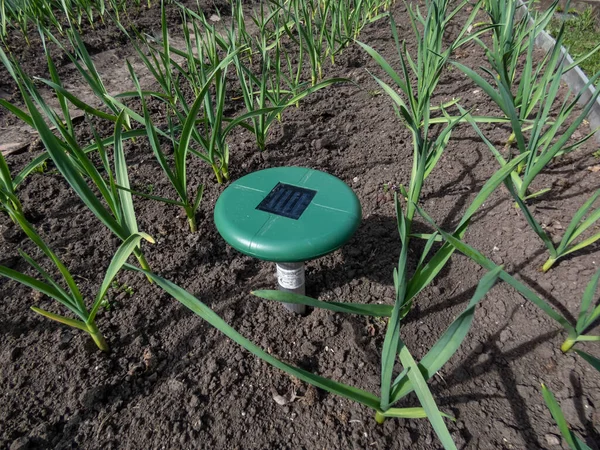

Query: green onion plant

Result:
[415,203,600,367]
[461,106,600,271]
[125,261,502,450]
[41,28,135,127]
[280,0,330,85]
[514,186,600,272]
[455,0,600,201]
[557,268,600,354]
[0,47,153,274]
[330,0,391,55]
[0,0,139,42]
[123,62,206,233]
[249,0,290,52]
[233,34,347,150]
[122,3,278,183]
[245,2,516,446]
[0,151,153,351]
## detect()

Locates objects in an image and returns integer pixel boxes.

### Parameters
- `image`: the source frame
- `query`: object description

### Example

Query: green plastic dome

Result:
[214,167,362,262]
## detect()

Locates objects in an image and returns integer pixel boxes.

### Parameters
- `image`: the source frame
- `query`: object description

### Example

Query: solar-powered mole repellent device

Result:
[214,167,361,314]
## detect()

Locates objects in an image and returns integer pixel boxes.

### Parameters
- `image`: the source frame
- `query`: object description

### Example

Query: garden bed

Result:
[1,1,600,449]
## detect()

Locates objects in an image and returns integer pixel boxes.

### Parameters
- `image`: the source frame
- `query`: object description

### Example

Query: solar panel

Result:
[256,182,317,220]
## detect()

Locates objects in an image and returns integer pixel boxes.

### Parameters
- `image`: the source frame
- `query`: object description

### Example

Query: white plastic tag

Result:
[277,265,305,290]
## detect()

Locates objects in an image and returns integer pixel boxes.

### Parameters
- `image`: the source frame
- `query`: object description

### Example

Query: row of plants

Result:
[1,0,600,447]
[0,0,150,43]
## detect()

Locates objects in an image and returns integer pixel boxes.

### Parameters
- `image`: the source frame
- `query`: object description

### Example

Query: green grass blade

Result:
[576,268,600,334]
[20,89,127,240]
[115,185,185,206]
[176,48,241,186]
[575,336,600,342]
[193,184,204,212]
[0,99,34,127]
[507,185,557,257]
[10,209,85,309]
[560,190,600,250]
[416,205,575,334]
[541,384,592,450]
[451,62,504,111]
[407,152,528,300]
[381,199,410,410]
[398,341,457,450]
[392,266,502,402]
[0,265,75,312]
[13,129,149,188]
[417,232,439,270]
[0,152,13,192]
[381,407,453,420]
[89,232,154,322]
[575,350,600,373]
[35,78,118,122]
[30,307,89,332]
[125,265,382,410]
[17,250,77,310]
[560,232,600,259]
[113,110,138,235]
[251,290,393,317]
[356,39,409,94]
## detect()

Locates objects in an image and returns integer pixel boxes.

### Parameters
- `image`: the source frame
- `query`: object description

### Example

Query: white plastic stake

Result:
[276,262,306,314]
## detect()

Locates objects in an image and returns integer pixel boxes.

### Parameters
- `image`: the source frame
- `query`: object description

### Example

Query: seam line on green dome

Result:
[298,169,314,186]
[232,184,266,193]
[249,215,278,254]
[313,202,360,217]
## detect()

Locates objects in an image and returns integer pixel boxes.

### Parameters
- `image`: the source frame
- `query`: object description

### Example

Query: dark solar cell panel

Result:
[256,183,317,220]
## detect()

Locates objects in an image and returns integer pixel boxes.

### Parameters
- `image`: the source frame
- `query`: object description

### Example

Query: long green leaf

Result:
[251,290,393,317]
[30,307,89,332]
[576,268,600,334]
[20,89,127,240]
[407,152,529,300]
[113,111,138,236]
[392,266,503,401]
[89,232,154,322]
[575,350,600,373]
[559,190,600,252]
[176,47,241,186]
[0,266,73,310]
[541,384,591,450]
[398,341,457,450]
[416,204,575,334]
[125,265,382,410]
[380,196,409,411]
[35,78,118,122]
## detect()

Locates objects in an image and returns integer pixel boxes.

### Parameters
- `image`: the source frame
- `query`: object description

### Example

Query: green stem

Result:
[212,164,223,184]
[188,215,197,233]
[375,411,386,424]
[505,131,516,147]
[134,248,153,283]
[542,257,556,272]
[87,321,109,352]
[561,337,576,353]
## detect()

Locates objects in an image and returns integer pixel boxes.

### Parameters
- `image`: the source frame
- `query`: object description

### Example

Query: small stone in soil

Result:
[9,436,31,450]
[499,329,511,343]
[544,433,561,447]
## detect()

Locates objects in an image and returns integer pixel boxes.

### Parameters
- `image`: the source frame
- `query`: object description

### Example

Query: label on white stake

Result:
[277,265,305,290]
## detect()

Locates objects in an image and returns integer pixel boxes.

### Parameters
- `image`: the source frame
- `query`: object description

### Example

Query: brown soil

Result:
[1,1,600,449]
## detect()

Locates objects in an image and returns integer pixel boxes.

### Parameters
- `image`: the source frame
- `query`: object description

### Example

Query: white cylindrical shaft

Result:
[276,262,306,314]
